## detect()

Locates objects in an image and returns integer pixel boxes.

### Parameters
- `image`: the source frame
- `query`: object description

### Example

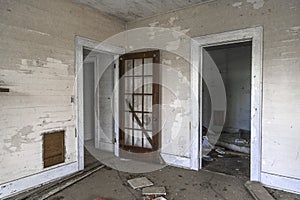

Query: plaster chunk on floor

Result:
[246,0,265,9]
[232,2,243,8]
[142,186,166,196]
[127,177,153,189]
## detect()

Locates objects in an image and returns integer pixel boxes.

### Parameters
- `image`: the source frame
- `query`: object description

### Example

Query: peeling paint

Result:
[287,26,300,35]
[166,39,180,51]
[149,21,159,27]
[162,59,172,66]
[246,0,264,9]
[232,2,243,8]
[3,126,35,153]
[168,16,178,26]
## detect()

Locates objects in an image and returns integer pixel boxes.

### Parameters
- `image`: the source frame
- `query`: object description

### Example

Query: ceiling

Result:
[74,0,212,22]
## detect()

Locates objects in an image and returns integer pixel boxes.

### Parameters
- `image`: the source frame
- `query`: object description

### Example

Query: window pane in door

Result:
[134,59,143,76]
[125,60,133,76]
[144,58,153,76]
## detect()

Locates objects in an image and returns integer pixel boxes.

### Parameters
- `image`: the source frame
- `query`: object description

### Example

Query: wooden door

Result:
[119,50,160,154]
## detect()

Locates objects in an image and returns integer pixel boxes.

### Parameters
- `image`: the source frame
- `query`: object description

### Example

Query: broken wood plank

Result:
[7,163,104,200]
[245,181,275,200]
[30,164,105,200]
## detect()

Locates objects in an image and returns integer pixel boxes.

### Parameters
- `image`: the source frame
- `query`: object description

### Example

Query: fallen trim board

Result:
[37,164,105,199]
[1,162,78,199]
[245,181,275,200]
[6,163,104,200]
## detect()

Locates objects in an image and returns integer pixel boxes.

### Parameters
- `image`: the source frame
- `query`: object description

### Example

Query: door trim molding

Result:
[190,27,263,181]
[261,172,300,195]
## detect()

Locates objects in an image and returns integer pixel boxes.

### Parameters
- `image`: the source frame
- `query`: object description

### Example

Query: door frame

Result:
[75,36,125,170]
[190,27,263,181]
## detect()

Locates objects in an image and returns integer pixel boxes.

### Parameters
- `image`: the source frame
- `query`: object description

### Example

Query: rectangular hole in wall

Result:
[43,130,65,168]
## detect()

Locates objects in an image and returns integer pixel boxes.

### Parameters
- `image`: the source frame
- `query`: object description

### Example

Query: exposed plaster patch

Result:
[46,57,63,64]
[246,0,264,9]
[232,2,243,8]
[3,126,36,152]
[166,40,180,51]
[18,58,70,76]
[168,16,178,26]
[287,26,300,35]
[162,59,172,66]
[149,21,159,27]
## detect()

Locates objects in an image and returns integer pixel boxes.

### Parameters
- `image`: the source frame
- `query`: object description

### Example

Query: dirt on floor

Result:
[202,148,300,200]
[203,149,250,178]
[46,149,300,200]
[48,165,253,200]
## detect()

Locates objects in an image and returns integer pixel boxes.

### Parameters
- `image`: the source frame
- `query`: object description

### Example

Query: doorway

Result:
[82,47,117,167]
[75,36,125,170]
[191,27,263,181]
[201,42,252,177]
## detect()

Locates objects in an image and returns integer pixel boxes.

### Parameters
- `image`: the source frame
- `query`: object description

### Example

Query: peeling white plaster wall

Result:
[0,0,124,186]
[161,52,191,157]
[128,0,300,181]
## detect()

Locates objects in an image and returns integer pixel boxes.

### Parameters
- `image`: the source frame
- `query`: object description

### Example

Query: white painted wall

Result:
[0,0,124,197]
[127,0,300,193]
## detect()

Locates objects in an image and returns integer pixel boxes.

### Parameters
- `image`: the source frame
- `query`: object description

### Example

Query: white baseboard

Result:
[0,162,79,199]
[261,172,300,195]
[160,153,191,169]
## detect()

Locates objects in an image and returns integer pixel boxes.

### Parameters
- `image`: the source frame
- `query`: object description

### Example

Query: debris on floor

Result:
[215,147,226,155]
[217,130,250,154]
[245,181,275,200]
[203,155,214,162]
[235,138,248,144]
[127,177,167,200]
[142,186,166,196]
[153,197,167,200]
[127,177,154,189]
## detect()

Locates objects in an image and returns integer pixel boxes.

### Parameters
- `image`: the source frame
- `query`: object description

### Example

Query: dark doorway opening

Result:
[202,41,252,177]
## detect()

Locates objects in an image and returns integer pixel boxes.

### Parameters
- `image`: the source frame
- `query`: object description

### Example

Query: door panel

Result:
[119,50,160,153]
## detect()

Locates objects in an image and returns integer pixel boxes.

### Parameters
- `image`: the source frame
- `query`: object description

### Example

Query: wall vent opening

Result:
[43,130,65,168]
